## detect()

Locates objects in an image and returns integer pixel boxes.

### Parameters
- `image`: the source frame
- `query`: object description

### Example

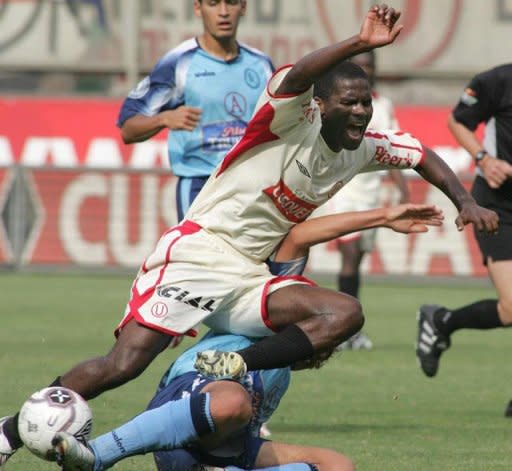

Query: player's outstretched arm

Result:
[275,203,444,261]
[414,146,499,232]
[276,4,403,95]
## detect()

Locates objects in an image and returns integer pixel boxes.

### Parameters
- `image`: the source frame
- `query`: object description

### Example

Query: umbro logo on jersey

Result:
[295,160,311,178]
[195,70,216,77]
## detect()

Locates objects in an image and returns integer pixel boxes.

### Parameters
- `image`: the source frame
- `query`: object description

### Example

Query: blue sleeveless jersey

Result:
[118,38,274,177]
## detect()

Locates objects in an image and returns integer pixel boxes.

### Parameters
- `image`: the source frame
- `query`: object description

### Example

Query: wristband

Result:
[475,150,487,164]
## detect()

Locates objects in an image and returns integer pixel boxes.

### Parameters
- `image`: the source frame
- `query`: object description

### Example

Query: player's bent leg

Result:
[255,440,356,471]
[268,284,363,350]
[196,381,253,449]
[60,319,172,400]
[488,258,512,324]
[195,285,363,378]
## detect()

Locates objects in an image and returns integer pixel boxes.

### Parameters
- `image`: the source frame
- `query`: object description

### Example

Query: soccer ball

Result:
[18,387,92,461]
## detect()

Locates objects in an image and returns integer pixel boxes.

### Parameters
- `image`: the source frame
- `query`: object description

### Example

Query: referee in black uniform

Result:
[415,64,512,410]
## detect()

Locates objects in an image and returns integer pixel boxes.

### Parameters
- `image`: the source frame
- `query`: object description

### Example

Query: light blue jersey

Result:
[118,38,274,177]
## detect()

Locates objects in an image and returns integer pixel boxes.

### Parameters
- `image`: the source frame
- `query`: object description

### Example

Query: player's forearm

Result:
[286,208,388,252]
[276,35,370,95]
[448,115,483,158]
[415,147,475,211]
[120,114,166,144]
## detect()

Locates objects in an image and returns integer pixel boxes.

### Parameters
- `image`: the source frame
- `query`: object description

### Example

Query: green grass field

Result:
[1,272,511,471]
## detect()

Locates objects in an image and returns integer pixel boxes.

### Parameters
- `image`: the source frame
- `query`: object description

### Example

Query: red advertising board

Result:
[22,169,177,267]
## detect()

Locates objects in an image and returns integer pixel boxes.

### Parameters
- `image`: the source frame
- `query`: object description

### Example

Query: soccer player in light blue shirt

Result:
[118,0,274,221]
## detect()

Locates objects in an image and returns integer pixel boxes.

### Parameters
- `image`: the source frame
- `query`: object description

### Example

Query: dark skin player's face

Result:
[316,77,373,152]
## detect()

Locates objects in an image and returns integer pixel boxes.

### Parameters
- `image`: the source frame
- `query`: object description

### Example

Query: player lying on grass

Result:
[0,5,495,465]
[51,202,444,471]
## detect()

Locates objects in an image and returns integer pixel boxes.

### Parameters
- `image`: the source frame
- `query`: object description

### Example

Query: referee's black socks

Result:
[434,299,503,336]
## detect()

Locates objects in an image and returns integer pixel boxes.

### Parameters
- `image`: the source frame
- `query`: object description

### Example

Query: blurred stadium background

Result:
[0,0,510,276]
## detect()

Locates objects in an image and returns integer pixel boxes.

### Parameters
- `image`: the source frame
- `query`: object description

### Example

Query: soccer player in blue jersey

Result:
[51,202,444,471]
[117,0,274,221]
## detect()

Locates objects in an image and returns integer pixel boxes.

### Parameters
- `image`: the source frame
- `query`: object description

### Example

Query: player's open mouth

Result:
[346,124,365,140]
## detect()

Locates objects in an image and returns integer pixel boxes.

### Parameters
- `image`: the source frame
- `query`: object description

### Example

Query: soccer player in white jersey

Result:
[0,5,499,465]
[323,50,409,350]
[51,202,443,471]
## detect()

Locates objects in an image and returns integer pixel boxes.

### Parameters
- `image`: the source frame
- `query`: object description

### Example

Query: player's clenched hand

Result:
[359,4,403,48]
[455,201,499,233]
[385,203,444,234]
[161,106,201,131]
[480,156,512,189]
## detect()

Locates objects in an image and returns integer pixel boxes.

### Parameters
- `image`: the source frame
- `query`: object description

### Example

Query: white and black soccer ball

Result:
[18,387,92,461]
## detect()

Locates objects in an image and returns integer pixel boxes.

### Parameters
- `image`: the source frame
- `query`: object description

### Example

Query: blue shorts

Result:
[176,176,209,221]
[147,371,266,471]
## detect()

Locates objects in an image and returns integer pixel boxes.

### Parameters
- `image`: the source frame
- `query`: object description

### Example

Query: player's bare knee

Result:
[337,296,364,328]
[212,386,252,427]
[329,297,364,340]
[224,389,253,425]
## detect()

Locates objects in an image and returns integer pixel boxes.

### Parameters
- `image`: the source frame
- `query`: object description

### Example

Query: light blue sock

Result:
[226,464,314,471]
[89,393,213,471]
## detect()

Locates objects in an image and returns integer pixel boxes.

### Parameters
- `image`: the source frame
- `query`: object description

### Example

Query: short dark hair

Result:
[313,61,369,100]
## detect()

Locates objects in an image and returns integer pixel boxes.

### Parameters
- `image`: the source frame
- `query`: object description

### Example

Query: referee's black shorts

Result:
[471,176,512,265]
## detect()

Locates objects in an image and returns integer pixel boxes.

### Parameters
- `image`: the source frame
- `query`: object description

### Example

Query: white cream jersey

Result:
[187,66,424,262]
[333,91,400,205]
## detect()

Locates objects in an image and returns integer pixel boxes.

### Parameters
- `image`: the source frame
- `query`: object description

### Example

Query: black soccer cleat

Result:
[415,304,451,377]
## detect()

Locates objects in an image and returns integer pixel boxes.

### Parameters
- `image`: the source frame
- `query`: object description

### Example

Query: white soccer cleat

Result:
[52,432,95,471]
[0,416,17,467]
[194,350,247,380]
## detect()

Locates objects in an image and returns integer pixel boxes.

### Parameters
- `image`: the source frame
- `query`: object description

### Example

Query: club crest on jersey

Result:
[461,87,478,106]
[374,145,414,168]
[244,68,261,89]
[263,179,317,223]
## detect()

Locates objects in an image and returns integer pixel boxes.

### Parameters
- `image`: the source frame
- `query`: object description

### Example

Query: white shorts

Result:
[116,220,314,338]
